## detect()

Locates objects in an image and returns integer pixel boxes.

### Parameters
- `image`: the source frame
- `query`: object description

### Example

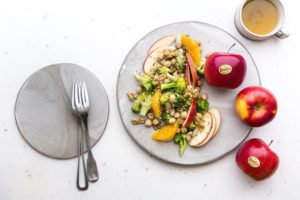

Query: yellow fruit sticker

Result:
[248,156,260,168]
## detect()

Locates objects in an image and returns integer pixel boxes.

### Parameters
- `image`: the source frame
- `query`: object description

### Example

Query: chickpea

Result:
[152,119,159,126]
[169,118,176,124]
[174,112,180,118]
[164,78,171,83]
[145,119,152,127]
[165,102,171,110]
[136,86,142,94]
[196,112,203,119]
[180,111,188,119]
[187,131,193,137]
[163,49,170,57]
[178,118,184,125]
[147,112,154,120]
[164,60,172,67]
[201,93,208,101]
[173,51,178,57]
[158,52,164,60]
[169,94,176,103]
[181,127,187,133]
[187,85,193,91]
[170,109,175,117]
[171,58,176,65]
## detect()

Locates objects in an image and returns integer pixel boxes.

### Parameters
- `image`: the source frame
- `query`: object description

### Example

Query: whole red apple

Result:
[236,138,279,180]
[235,86,277,127]
[204,52,247,89]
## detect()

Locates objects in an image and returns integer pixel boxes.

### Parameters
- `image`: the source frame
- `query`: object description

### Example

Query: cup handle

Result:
[275,28,290,39]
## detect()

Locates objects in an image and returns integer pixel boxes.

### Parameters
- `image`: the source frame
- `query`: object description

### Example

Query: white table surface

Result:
[0,0,299,199]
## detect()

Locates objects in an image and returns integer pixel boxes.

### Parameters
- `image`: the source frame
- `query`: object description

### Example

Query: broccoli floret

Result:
[159,92,171,105]
[187,122,196,131]
[139,93,152,116]
[134,72,153,92]
[175,54,186,70]
[157,66,170,74]
[132,92,146,113]
[161,77,186,94]
[174,93,185,108]
[196,58,206,75]
[185,99,191,108]
[161,111,171,124]
[174,133,187,156]
[196,99,209,112]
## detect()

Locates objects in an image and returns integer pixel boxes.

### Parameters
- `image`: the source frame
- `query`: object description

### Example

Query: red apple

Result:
[204,52,247,89]
[186,53,198,87]
[236,138,279,181]
[185,65,191,85]
[183,99,196,127]
[235,86,277,127]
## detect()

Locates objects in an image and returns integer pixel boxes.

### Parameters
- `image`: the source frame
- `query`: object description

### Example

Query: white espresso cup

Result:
[234,0,289,40]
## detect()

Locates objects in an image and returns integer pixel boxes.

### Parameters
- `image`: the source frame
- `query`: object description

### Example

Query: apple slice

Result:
[185,65,191,85]
[186,53,199,87]
[196,113,216,147]
[183,99,196,127]
[148,35,176,54]
[189,112,213,147]
[209,108,221,137]
[144,46,176,73]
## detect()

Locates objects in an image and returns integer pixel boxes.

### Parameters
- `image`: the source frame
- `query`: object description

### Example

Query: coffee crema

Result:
[242,0,279,35]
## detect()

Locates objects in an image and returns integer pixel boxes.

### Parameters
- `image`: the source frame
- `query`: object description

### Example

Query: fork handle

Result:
[82,116,99,182]
[76,122,88,191]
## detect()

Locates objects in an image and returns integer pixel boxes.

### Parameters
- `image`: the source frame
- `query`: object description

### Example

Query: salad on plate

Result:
[127,34,221,156]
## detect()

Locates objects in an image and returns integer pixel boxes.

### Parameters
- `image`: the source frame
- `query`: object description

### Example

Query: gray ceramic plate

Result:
[15,63,109,159]
[117,21,261,165]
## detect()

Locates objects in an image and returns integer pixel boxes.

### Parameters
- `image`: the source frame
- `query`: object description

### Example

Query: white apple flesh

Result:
[196,113,216,147]
[209,108,221,137]
[148,35,176,54]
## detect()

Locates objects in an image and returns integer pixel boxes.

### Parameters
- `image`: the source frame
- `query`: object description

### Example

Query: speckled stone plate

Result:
[117,21,261,165]
[15,63,109,159]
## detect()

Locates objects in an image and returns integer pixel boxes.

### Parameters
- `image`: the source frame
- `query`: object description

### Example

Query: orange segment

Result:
[181,34,201,66]
[152,89,162,119]
[152,122,179,142]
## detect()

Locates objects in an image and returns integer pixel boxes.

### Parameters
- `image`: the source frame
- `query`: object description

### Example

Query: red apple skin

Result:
[235,86,277,127]
[205,52,247,89]
[183,99,197,127]
[236,138,279,181]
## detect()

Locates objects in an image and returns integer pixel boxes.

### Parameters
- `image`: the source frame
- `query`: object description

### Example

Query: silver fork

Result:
[72,81,88,191]
[74,80,99,182]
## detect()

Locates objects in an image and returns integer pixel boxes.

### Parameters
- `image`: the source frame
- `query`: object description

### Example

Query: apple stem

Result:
[268,140,274,147]
[227,43,236,53]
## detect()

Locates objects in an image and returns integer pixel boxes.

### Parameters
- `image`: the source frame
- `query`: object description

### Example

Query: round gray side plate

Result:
[15,63,109,159]
[117,21,261,165]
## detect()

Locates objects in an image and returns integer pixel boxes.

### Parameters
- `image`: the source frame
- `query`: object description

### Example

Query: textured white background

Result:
[0,0,299,199]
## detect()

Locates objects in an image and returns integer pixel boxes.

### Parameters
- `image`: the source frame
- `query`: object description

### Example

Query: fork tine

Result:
[82,81,89,108]
[74,81,81,108]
